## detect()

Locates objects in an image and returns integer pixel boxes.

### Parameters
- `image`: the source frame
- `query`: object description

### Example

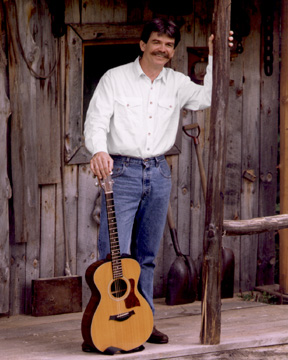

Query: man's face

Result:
[140,32,175,68]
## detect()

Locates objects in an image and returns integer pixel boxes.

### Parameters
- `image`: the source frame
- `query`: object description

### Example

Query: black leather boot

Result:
[147,326,169,344]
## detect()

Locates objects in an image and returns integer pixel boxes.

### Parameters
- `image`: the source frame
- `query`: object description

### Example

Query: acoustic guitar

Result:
[81,175,153,354]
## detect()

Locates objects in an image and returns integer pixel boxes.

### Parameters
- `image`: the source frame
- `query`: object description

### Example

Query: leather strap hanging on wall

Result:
[230,0,251,54]
[262,2,275,77]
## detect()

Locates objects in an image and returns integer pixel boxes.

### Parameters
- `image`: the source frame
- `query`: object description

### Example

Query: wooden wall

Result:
[0,0,280,315]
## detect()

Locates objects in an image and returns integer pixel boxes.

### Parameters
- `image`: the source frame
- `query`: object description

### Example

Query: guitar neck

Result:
[105,192,123,279]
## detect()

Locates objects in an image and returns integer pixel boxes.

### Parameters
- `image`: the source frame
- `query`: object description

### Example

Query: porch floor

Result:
[1,297,288,360]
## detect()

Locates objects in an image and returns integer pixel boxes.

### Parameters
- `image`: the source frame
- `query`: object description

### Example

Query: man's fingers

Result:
[90,152,113,179]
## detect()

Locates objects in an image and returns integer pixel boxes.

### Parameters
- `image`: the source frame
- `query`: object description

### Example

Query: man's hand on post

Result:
[208,31,234,55]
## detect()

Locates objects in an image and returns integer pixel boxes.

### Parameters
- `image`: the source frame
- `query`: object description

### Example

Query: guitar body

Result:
[82,175,153,353]
[81,256,154,353]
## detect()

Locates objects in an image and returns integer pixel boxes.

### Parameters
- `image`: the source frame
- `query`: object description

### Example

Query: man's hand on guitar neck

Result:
[90,151,114,180]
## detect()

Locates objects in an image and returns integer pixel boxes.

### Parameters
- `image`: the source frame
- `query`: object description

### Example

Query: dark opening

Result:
[83,43,140,120]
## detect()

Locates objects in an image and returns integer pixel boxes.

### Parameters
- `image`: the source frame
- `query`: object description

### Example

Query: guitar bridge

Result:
[109,310,135,322]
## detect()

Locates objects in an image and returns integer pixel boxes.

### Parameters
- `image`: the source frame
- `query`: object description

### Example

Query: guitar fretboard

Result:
[105,193,123,279]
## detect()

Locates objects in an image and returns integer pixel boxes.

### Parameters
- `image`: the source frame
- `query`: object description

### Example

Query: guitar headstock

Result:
[97,174,114,194]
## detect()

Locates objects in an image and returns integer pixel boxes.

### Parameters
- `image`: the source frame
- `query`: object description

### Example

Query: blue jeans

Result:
[98,155,172,313]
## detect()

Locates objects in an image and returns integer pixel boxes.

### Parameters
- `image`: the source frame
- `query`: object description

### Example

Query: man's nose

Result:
[158,43,166,52]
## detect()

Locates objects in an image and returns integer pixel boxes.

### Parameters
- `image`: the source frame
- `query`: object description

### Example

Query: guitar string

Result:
[107,194,123,305]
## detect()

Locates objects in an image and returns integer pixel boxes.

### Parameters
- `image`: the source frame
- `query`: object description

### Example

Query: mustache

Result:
[151,51,170,59]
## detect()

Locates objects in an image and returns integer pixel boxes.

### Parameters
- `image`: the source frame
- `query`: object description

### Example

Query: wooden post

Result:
[280,0,288,294]
[0,0,12,314]
[200,0,231,345]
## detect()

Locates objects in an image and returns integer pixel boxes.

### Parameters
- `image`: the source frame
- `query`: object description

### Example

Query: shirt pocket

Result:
[114,97,142,128]
[158,98,176,121]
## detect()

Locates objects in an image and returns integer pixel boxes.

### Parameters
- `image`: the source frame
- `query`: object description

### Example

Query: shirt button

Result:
[149,116,152,119]
[150,101,153,104]
[148,132,151,136]
[147,148,150,151]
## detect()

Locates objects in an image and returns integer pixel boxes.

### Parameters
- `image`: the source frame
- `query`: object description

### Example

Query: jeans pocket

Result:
[112,161,126,178]
[158,159,172,179]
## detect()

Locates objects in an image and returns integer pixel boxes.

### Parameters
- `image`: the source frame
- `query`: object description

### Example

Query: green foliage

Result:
[238,291,278,304]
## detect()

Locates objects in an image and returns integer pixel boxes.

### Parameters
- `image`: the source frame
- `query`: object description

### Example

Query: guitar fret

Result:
[111,250,120,255]
[110,243,119,248]
[110,239,119,245]
[112,265,122,270]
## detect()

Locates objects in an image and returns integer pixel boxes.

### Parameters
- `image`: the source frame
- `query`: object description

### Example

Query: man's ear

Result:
[139,40,146,52]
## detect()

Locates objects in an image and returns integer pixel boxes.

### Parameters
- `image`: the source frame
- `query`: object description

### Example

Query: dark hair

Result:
[140,18,181,48]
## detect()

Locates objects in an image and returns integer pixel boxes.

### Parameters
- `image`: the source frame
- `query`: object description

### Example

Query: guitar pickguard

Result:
[125,279,140,309]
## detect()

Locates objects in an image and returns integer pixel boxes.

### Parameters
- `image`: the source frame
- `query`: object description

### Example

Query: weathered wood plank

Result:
[257,0,279,286]
[170,31,191,271]
[194,0,212,47]
[9,245,26,315]
[70,23,143,41]
[187,6,213,277]
[4,0,41,314]
[223,55,244,293]
[80,0,127,24]
[65,26,83,163]
[190,110,209,276]
[64,0,80,24]
[178,111,192,255]
[240,0,261,292]
[63,165,78,276]
[200,0,231,345]
[279,0,288,294]
[35,1,61,185]
[55,36,66,277]
[156,155,178,298]
[40,186,56,278]
[22,1,59,314]
[127,0,146,23]
[55,182,65,276]
[5,0,40,245]
[0,0,12,313]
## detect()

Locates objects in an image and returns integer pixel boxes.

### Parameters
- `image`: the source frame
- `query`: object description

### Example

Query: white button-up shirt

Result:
[84,56,212,159]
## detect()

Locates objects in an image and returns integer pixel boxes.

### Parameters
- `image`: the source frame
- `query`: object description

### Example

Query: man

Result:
[84,18,233,344]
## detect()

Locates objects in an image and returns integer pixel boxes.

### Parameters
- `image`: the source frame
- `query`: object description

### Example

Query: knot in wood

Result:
[182,187,188,195]
[208,223,216,238]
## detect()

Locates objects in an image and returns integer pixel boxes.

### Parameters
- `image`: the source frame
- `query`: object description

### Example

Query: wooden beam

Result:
[280,0,288,294]
[223,214,288,236]
[200,0,231,345]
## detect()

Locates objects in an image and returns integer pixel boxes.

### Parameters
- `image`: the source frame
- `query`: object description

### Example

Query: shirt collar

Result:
[133,57,167,84]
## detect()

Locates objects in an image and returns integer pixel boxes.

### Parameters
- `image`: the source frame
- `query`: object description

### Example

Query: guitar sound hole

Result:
[111,279,127,298]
